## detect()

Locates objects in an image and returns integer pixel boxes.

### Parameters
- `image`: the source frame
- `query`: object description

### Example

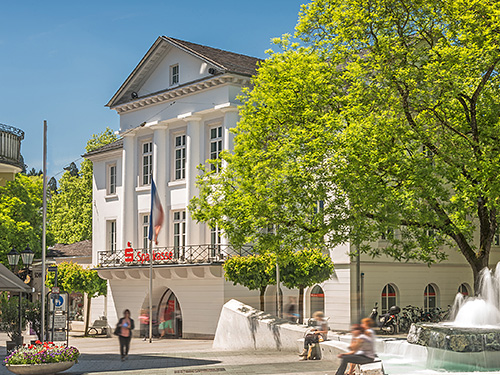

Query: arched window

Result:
[310,285,325,317]
[424,284,438,311]
[458,283,471,296]
[381,284,397,314]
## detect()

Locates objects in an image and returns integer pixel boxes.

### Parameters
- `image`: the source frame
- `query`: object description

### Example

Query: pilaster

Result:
[121,134,137,249]
[184,116,203,246]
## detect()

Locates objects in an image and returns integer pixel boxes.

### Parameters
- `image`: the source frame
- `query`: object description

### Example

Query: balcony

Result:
[0,123,24,185]
[97,244,253,268]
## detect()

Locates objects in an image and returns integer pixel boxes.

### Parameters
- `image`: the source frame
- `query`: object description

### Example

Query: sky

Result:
[0,0,307,179]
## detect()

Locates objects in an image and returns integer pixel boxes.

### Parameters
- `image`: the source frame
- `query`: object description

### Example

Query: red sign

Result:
[124,242,174,264]
[311,293,324,297]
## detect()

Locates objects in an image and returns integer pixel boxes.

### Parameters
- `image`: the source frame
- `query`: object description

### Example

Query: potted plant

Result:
[4,341,80,375]
[0,294,25,352]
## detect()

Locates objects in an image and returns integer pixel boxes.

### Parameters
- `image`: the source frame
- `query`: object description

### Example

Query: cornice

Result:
[112,74,251,115]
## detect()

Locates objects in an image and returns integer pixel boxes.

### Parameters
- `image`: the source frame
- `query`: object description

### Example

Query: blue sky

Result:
[0,0,306,178]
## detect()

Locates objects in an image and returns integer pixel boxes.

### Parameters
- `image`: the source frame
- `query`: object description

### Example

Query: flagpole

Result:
[149,238,153,343]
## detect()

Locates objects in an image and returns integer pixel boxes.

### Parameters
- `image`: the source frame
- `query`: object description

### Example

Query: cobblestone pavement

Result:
[0,334,338,375]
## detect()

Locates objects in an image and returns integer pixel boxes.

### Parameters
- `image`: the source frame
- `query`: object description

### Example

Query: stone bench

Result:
[297,338,385,374]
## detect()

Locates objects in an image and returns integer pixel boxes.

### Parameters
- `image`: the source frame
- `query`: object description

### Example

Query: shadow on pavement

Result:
[61,353,222,374]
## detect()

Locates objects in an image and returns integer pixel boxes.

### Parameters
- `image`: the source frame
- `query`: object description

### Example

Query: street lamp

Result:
[7,247,20,269]
[20,245,34,268]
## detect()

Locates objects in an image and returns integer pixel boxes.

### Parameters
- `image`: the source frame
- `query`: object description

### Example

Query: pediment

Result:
[106,36,261,109]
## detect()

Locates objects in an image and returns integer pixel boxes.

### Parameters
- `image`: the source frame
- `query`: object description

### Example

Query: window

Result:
[458,283,470,296]
[381,284,397,314]
[141,141,152,186]
[424,284,438,311]
[209,126,223,172]
[174,134,186,180]
[141,214,149,249]
[107,220,117,253]
[495,229,500,246]
[173,211,186,258]
[107,164,116,195]
[313,200,324,215]
[310,285,325,317]
[381,229,394,241]
[170,64,179,86]
[210,225,221,258]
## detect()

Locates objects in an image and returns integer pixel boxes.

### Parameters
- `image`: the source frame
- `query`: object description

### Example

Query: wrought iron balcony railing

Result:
[97,244,253,268]
[0,123,24,169]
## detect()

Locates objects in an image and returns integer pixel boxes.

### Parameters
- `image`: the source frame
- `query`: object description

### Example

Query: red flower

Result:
[35,340,42,345]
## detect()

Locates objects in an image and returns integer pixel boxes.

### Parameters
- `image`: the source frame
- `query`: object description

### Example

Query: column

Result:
[185,116,203,246]
[121,134,137,249]
[153,127,168,246]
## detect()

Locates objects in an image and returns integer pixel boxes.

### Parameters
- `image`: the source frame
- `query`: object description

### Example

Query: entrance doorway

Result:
[157,289,182,338]
[310,285,325,316]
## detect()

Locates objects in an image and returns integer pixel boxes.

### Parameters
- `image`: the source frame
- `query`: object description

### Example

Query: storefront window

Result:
[381,284,397,314]
[69,292,84,321]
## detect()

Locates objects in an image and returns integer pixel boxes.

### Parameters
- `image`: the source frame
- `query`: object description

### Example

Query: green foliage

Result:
[0,174,52,264]
[45,262,107,298]
[223,253,276,291]
[0,294,25,341]
[190,47,347,252]
[191,0,500,292]
[280,249,334,290]
[48,127,117,243]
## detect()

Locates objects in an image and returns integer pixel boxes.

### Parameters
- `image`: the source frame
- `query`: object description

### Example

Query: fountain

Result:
[404,263,500,372]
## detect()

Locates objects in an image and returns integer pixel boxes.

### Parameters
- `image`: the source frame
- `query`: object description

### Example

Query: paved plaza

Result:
[0,333,339,375]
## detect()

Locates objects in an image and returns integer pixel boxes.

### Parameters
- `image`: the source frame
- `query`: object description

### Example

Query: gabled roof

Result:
[106,36,262,109]
[48,240,93,258]
[165,37,261,77]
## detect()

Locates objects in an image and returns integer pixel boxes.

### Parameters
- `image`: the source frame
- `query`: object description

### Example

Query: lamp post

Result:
[7,245,34,342]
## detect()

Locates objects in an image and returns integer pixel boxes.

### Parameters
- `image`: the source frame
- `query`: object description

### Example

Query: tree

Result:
[223,253,276,311]
[45,262,107,336]
[49,127,117,243]
[191,0,500,294]
[0,174,52,264]
[280,249,334,323]
[48,177,57,194]
[190,48,346,252]
[0,293,25,341]
[294,0,500,293]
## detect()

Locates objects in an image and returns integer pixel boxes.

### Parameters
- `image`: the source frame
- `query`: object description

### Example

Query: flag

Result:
[148,178,164,245]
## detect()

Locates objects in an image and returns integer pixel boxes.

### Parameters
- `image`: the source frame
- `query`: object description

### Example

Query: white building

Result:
[88,36,500,336]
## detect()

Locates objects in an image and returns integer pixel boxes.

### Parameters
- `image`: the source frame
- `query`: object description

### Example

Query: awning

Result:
[0,263,31,292]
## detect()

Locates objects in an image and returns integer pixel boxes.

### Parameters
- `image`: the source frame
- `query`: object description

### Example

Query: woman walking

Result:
[117,309,135,361]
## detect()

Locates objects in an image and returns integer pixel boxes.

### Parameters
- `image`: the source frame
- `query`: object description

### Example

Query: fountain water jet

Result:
[405,262,500,371]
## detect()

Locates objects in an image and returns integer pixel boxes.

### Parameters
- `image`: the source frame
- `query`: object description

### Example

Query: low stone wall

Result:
[213,299,313,351]
[407,323,500,352]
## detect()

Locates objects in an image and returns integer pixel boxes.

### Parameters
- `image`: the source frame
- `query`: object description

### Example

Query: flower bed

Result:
[4,341,80,365]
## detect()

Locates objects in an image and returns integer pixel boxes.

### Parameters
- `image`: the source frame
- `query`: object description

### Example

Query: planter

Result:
[5,361,75,375]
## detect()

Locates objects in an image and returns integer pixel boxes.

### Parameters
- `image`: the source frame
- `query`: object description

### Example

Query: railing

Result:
[0,123,24,169]
[97,244,253,268]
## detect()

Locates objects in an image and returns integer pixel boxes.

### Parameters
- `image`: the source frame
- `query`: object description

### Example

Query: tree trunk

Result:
[298,287,304,324]
[84,293,92,336]
[259,287,265,312]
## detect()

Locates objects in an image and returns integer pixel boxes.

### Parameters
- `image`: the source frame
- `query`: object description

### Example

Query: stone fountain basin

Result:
[407,323,500,353]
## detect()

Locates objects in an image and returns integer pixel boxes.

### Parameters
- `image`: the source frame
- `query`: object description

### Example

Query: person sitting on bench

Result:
[299,311,328,358]
[335,324,375,375]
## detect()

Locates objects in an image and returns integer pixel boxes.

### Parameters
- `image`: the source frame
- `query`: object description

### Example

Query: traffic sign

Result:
[49,293,67,311]
[48,266,58,272]
[51,287,60,294]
